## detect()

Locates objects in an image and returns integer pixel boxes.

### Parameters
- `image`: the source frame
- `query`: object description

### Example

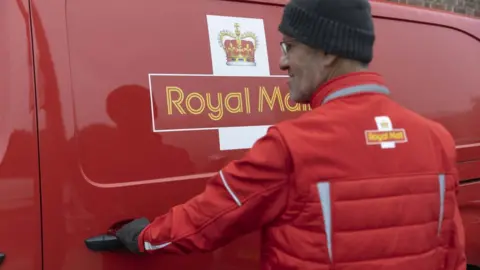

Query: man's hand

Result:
[115,217,150,253]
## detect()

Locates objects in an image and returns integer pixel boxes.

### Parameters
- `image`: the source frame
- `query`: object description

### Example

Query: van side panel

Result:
[32,0,480,269]
[35,0,287,269]
[0,0,43,269]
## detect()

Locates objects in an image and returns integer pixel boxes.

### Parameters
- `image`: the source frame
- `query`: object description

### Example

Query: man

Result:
[116,0,466,269]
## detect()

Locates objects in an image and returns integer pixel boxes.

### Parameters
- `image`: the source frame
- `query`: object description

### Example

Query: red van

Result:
[1,0,479,269]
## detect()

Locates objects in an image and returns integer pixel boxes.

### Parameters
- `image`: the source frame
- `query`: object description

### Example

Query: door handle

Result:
[85,219,134,252]
[0,253,5,265]
[84,234,124,252]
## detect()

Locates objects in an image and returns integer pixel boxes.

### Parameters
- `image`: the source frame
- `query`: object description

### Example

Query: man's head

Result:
[278,0,375,103]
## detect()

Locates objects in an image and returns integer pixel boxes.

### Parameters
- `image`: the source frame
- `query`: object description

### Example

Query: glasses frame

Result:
[280,41,290,55]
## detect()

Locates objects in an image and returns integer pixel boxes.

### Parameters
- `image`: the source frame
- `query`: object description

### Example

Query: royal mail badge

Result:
[365,116,408,148]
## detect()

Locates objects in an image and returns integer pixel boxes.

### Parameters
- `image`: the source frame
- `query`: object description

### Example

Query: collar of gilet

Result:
[309,71,389,109]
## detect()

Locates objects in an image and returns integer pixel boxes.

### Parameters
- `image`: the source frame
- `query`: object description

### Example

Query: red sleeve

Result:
[137,126,292,254]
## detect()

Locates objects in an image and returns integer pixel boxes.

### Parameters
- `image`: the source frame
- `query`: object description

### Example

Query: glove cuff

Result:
[137,223,151,253]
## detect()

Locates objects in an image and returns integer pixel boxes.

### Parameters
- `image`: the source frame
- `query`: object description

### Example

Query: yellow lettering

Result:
[165,85,312,120]
[166,86,186,115]
[225,92,243,113]
[389,131,404,140]
[206,93,223,121]
[185,92,205,115]
[302,104,312,111]
[368,132,379,141]
[244,87,251,114]
[258,86,285,112]
[284,93,301,112]
[367,130,406,144]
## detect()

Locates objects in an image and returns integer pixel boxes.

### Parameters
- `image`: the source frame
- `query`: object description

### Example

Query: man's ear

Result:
[322,53,338,67]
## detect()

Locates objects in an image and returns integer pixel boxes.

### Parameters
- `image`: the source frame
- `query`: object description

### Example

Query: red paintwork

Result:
[0,0,43,269]
[0,0,479,269]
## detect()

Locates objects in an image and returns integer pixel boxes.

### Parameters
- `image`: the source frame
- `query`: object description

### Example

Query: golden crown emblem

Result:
[218,23,258,66]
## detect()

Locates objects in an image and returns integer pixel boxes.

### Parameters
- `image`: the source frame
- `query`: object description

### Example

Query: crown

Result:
[218,23,258,66]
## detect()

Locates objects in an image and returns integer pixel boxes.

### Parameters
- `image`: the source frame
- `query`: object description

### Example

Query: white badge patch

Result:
[364,116,408,149]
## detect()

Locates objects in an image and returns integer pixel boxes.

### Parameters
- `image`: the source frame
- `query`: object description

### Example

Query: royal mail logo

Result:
[365,116,408,149]
[365,129,408,145]
[206,15,270,76]
[218,23,258,66]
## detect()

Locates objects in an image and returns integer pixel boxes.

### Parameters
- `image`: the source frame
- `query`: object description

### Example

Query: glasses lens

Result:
[281,43,287,55]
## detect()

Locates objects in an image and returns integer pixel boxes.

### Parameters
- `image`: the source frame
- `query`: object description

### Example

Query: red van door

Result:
[32,0,295,269]
[32,0,480,268]
[0,0,43,269]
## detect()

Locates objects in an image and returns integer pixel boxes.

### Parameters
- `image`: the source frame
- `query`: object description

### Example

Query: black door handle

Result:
[0,253,5,265]
[85,219,134,252]
[84,234,124,252]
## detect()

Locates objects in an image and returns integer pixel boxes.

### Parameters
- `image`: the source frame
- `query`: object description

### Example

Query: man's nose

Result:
[279,55,288,71]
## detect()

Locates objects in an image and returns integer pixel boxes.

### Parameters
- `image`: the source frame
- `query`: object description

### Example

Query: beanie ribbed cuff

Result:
[278,2,375,64]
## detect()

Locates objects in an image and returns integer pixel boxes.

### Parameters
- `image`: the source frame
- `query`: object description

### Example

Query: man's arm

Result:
[122,126,292,254]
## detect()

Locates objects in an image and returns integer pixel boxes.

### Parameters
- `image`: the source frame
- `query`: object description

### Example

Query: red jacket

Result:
[137,72,466,270]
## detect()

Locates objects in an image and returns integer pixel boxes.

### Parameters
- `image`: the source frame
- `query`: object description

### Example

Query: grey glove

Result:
[115,217,150,253]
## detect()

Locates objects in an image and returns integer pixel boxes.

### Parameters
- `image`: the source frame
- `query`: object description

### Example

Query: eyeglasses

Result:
[280,41,291,55]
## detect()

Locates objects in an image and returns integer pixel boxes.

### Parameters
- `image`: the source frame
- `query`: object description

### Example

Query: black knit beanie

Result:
[279,0,375,64]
